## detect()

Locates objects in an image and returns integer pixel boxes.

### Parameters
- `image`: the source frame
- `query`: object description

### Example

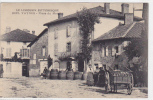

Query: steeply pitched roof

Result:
[0,29,37,42]
[44,6,143,26]
[92,22,144,42]
[27,28,48,47]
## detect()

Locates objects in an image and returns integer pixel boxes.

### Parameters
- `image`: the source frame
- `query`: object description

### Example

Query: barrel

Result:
[50,69,58,79]
[66,71,74,80]
[58,71,66,79]
[74,71,83,80]
[87,72,94,86]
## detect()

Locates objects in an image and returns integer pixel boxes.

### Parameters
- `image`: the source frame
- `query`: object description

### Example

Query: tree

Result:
[76,7,100,71]
[124,29,148,86]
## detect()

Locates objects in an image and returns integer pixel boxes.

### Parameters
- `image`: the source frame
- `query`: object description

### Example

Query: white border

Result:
[0,0,153,100]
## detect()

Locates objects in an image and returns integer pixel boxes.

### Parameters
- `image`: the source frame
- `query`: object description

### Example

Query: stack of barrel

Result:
[49,69,85,80]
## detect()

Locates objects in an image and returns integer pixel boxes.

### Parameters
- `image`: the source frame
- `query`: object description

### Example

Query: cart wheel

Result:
[127,84,132,95]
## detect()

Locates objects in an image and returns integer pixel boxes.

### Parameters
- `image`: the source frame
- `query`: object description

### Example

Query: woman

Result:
[105,66,111,93]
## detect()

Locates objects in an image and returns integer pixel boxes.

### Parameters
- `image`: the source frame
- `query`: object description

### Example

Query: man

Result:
[43,67,48,79]
[0,64,3,78]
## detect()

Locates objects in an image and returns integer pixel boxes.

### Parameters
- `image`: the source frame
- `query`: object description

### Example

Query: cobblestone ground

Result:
[0,77,148,98]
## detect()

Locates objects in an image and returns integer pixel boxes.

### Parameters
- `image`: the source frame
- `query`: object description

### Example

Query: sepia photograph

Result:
[0,2,148,98]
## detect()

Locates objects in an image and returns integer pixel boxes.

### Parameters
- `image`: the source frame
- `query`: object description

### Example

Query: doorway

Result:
[22,62,29,77]
[78,59,84,72]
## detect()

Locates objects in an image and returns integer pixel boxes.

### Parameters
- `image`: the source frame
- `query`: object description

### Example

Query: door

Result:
[78,59,84,72]
[40,60,48,75]
[67,61,71,71]
[22,62,29,77]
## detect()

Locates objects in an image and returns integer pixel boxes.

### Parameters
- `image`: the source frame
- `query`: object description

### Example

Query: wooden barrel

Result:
[50,69,58,79]
[74,71,83,80]
[58,71,66,79]
[87,72,94,86]
[66,71,74,80]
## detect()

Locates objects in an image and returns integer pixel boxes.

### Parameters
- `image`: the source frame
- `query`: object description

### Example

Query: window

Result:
[21,49,30,58]
[114,64,118,70]
[42,46,46,56]
[102,46,108,57]
[33,54,36,64]
[112,46,120,56]
[115,46,119,53]
[54,43,58,55]
[54,28,58,39]
[66,42,71,52]
[6,48,11,57]
[66,25,71,37]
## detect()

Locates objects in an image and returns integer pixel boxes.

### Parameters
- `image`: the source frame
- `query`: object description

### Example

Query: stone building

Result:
[27,28,48,77]
[92,14,144,71]
[43,3,142,72]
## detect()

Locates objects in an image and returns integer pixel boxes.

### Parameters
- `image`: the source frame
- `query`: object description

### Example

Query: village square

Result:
[0,3,148,98]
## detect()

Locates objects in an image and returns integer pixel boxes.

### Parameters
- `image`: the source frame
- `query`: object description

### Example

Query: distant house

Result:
[0,29,36,77]
[27,28,48,77]
[92,13,144,71]
[44,3,142,72]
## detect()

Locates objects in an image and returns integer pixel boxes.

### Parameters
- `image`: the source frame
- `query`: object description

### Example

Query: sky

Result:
[0,3,143,36]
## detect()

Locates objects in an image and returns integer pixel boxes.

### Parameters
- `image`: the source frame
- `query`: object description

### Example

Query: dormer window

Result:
[66,25,71,37]
[54,27,58,39]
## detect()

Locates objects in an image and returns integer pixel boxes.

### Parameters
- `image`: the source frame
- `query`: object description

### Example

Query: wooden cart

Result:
[105,68,133,95]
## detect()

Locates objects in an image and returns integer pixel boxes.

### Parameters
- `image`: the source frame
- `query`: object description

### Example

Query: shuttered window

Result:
[112,47,116,56]
[66,25,71,37]
[54,28,58,39]
[54,43,58,55]
[33,54,36,64]
[6,48,11,58]
[101,47,104,57]
[42,46,46,56]
[66,42,71,52]
[106,46,108,56]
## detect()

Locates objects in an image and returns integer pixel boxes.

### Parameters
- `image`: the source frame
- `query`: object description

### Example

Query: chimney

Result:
[23,29,30,33]
[58,13,63,19]
[124,13,133,25]
[32,31,35,35]
[5,26,11,33]
[121,3,129,14]
[104,3,110,14]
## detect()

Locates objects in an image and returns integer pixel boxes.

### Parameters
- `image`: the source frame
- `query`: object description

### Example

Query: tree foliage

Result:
[76,7,100,61]
[124,29,148,64]
[124,29,148,86]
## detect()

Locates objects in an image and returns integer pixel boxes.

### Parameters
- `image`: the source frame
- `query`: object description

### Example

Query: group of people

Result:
[87,64,110,90]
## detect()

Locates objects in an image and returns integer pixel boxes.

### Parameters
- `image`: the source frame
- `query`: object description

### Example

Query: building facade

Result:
[44,3,142,72]
[92,14,144,71]
[27,28,48,76]
[0,29,36,77]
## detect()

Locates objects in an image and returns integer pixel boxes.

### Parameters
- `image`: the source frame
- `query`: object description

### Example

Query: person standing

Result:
[104,66,110,93]
[0,64,3,78]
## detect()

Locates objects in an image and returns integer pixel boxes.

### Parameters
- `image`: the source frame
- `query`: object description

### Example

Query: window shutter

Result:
[102,47,104,57]
[28,49,30,57]
[112,47,115,56]
[9,48,11,57]
[20,49,22,57]
[118,45,122,55]
[68,26,71,36]
[106,46,108,56]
